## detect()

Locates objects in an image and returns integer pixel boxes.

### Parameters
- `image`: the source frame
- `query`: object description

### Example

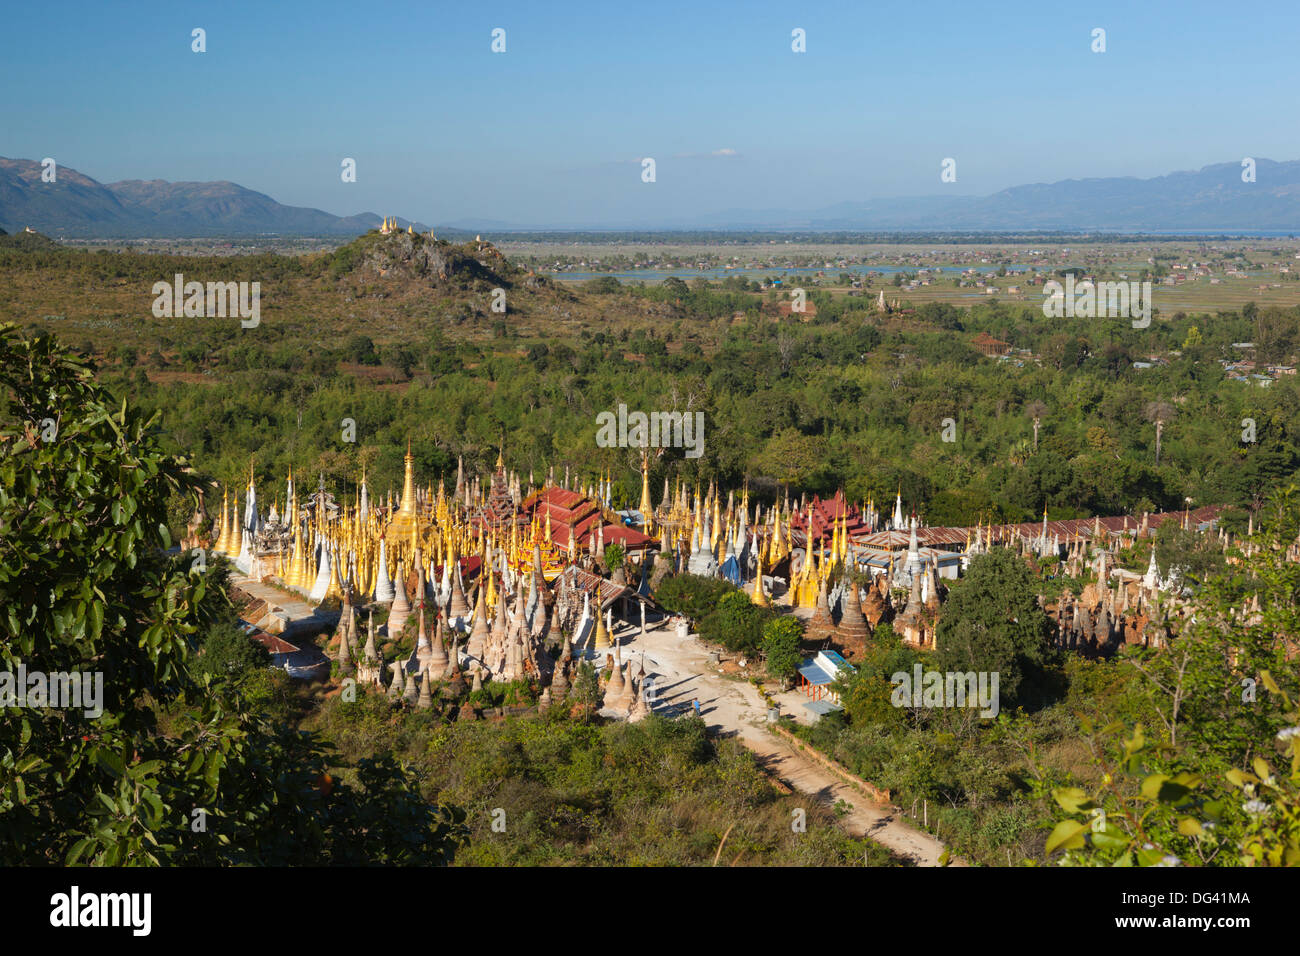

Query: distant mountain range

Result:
[0,158,428,238]
[699,160,1300,232]
[3,156,1299,236]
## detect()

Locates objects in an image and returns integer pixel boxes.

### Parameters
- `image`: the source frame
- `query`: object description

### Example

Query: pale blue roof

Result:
[798,661,836,686]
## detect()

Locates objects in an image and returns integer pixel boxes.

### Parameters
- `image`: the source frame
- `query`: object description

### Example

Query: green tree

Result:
[602,542,626,574]
[933,548,1060,710]
[0,325,464,865]
[1152,520,1226,588]
[699,590,770,655]
[585,276,622,294]
[832,624,920,728]
[571,662,602,723]
[1047,681,1300,867]
[1131,487,1298,757]
[191,607,271,683]
[343,333,379,365]
[654,574,737,623]
[662,276,689,298]
[762,615,804,684]
[753,427,828,489]
[1046,490,1300,866]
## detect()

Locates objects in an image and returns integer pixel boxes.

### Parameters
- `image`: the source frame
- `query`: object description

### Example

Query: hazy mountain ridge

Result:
[0,158,427,237]
[791,160,1300,231]
[3,156,1299,236]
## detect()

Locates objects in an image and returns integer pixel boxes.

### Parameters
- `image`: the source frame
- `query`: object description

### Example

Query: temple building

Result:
[210,431,1239,699]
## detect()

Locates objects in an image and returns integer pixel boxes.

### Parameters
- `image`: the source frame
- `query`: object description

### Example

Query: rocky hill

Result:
[326,229,555,295]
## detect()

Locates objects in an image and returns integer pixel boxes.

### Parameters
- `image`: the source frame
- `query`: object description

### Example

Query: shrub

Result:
[192,615,271,682]
[653,574,738,623]
[699,590,770,655]
[762,615,804,683]
[586,276,622,294]
[602,542,625,574]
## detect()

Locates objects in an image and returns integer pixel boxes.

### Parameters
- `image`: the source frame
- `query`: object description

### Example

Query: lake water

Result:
[548,264,1033,282]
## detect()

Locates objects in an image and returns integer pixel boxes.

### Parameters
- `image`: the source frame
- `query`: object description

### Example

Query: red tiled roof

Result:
[516,487,654,554]
[788,492,873,545]
[435,554,483,581]
[522,486,603,527]
[593,523,655,550]
[524,486,589,512]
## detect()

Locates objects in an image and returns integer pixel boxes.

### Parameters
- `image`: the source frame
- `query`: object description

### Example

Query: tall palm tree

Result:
[1025,400,1048,453]
[1144,400,1175,465]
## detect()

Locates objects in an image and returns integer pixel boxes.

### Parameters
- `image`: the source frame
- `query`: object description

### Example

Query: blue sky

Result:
[2,0,1298,227]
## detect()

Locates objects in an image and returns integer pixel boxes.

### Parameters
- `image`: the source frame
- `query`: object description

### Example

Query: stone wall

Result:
[770,723,894,805]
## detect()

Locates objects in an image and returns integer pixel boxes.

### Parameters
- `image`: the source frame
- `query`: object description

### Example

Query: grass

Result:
[304,694,912,866]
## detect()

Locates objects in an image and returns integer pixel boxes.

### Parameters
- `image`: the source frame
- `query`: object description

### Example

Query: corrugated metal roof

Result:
[804,699,843,715]
[798,661,835,686]
[552,565,632,608]
[846,505,1226,552]
[857,548,960,569]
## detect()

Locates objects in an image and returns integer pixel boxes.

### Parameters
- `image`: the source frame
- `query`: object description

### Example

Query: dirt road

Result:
[603,621,964,867]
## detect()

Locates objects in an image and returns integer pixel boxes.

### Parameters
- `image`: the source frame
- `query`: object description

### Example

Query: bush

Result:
[585,276,622,294]
[344,333,380,365]
[762,615,804,683]
[602,542,625,574]
[699,590,771,655]
[192,615,271,682]
[654,574,738,623]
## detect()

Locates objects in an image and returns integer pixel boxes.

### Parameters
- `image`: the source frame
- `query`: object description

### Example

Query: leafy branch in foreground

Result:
[1047,675,1299,867]
[0,325,465,864]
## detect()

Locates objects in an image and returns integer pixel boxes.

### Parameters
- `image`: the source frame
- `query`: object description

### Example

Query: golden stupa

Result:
[385,438,428,547]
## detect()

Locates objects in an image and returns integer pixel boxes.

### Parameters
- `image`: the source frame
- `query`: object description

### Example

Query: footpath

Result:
[616,621,964,867]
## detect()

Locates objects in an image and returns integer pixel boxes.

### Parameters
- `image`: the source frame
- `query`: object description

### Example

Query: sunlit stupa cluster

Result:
[180,439,1254,716]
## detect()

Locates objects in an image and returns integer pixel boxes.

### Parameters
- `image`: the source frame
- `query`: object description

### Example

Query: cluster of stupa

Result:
[378,216,440,240]
[197,444,577,609]
[188,446,935,666]
[186,442,688,719]
[653,486,1253,662]
[1047,513,1281,655]
[651,478,878,603]
[599,642,652,722]
[647,478,953,657]
[185,431,1258,702]
[798,519,948,656]
[964,505,1280,655]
